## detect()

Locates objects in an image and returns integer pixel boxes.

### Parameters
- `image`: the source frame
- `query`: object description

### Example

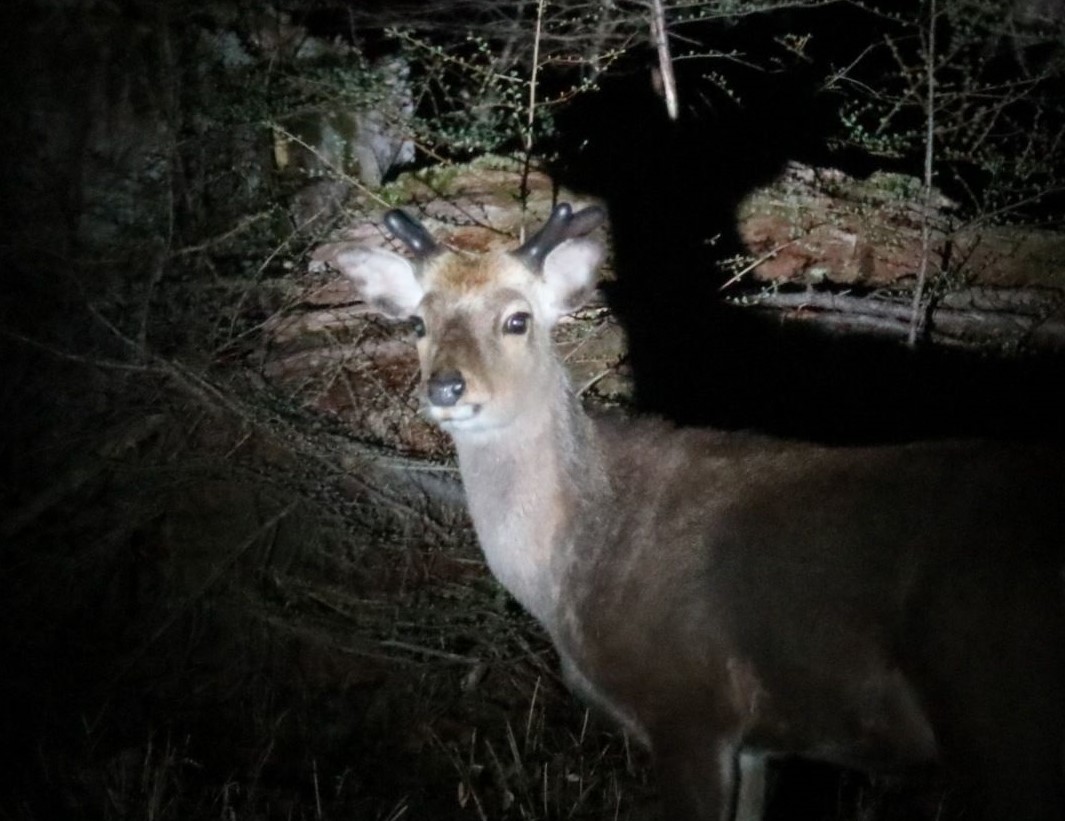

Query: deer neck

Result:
[450,366,606,631]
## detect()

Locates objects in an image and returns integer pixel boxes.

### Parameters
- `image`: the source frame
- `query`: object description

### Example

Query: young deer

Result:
[319,204,1065,821]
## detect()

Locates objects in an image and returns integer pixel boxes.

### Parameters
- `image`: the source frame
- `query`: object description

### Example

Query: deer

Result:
[317,203,1065,821]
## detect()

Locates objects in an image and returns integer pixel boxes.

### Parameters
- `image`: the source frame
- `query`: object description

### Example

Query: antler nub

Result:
[514,203,606,271]
[384,209,440,258]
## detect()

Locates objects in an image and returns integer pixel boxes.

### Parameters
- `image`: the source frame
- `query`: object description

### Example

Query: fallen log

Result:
[734,285,1065,352]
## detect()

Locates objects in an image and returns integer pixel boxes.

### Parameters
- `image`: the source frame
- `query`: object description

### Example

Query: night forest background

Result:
[2,1,1064,818]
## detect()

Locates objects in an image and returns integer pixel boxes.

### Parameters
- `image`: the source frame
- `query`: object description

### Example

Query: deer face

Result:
[328,205,605,436]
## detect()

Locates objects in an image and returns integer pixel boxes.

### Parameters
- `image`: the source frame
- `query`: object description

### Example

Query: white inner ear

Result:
[334,247,424,318]
[540,238,603,324]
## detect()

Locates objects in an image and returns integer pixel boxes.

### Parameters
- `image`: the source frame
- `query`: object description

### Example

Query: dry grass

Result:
[0,244,653,820]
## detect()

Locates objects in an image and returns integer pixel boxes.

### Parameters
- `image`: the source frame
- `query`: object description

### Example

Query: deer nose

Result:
[427,370,466,407]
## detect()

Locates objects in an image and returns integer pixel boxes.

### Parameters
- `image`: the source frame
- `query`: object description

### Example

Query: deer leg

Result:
[653,730,744,821]
[734,751,768,821]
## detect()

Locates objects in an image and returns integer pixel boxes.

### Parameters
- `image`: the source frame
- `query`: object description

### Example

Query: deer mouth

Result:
[428,402,482,428]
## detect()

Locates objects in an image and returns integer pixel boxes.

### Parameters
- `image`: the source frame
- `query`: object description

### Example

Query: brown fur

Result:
[425,250,508,292]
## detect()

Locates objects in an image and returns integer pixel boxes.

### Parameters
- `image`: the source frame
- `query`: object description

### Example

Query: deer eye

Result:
[503,312,530,335]
[410,316,426,338]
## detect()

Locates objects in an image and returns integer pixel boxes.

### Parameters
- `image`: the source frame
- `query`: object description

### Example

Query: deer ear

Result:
[540,238,603,323]
[333,247,424,318]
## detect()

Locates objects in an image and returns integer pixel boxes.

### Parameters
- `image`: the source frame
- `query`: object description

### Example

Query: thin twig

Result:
[171,212,271,257]
[649,0,679,120]
[718,238,802,291]
[0,328,161,374]
[519,0,548,233]
[908,0,937,348]
[578,365,619,397]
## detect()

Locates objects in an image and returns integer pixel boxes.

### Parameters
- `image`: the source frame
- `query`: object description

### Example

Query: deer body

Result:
[321,205,1065,820]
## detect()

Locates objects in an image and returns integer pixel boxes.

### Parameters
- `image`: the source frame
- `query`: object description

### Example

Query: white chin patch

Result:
[428,403,482,429]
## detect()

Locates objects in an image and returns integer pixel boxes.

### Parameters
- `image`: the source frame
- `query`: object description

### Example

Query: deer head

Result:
[328,204,605,435]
